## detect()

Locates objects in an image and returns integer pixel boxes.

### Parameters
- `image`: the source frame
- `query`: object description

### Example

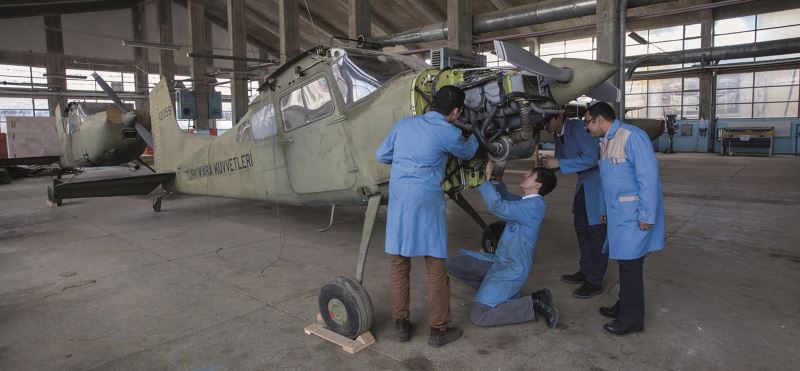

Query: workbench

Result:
[719,127,775,156]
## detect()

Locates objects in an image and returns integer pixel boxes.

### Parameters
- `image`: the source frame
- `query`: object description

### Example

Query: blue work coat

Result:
[375,111,478,258]
[599,119,665,260]
[554,119,605,225]
[459,182,546,308]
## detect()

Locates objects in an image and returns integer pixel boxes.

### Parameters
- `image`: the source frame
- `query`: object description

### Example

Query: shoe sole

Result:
[560,277,585,284]
[540,288,559,329]
[604,326,644,336]
[573,289,603,299]
[598,309,618,319]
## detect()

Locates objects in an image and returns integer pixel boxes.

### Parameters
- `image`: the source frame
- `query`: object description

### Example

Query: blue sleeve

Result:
[445,132,478,160]
[478,182,530,223]
[494,182,522,201]
[559,123,599,174]
[375,125,396,164]
[627,130,660,224]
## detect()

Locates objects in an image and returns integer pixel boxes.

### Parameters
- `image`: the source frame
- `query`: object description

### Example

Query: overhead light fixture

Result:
[628,32,649,45]
[121,40,182,51]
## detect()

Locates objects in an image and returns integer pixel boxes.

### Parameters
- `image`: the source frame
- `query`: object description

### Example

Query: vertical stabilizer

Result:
[148,79,213,172]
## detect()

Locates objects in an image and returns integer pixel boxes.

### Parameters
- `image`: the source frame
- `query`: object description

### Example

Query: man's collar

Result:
[522,194,541,199]
[605,119,622,139]
[424,111,446,120]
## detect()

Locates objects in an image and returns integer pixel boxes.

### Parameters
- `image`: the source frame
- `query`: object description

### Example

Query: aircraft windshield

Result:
[331,49,428,106]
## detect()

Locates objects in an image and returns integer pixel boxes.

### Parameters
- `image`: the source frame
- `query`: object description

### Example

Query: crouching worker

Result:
[446,161,559,328]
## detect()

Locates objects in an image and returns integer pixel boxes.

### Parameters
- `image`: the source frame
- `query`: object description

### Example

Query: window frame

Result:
[278,74,336,132]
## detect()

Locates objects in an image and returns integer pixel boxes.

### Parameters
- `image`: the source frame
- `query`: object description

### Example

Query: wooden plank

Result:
[303,314,376,354]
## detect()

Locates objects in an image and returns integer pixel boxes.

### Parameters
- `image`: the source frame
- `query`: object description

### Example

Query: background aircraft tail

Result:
[148,79,213,173]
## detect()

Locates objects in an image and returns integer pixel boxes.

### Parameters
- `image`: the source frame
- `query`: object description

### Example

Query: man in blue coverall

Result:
[583,102,665,336]
[445,161,559,328]
[375,85,478,347]
[541,112,608,299]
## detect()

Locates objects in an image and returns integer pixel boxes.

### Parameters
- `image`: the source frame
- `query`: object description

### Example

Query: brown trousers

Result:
[389,255,450,330]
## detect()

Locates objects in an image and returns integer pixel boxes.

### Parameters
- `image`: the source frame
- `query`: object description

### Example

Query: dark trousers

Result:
[574,186,609,286]
[446,254,536,327]
[615,256,645,327]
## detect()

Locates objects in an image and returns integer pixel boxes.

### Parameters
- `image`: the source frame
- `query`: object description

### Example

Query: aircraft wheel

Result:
[318,276,373,339]
[481,221,506,254]
[152,198,162,212]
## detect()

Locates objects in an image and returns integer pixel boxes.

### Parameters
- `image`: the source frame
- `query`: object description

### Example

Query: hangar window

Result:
[714,9,800,62]
[280,76,334,130]
[331,49,428,106]
[0,64,50,132]
[252,103,277,140]
[716,69,799,118]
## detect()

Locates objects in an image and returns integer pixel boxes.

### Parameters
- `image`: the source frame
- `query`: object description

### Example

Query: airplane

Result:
[46,40,621,340]
[0,73,153,184]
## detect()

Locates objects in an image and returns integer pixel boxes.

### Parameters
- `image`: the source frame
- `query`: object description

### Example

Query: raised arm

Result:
[478,181,531,223]
[560,121,600,174]
[445,132,479,160]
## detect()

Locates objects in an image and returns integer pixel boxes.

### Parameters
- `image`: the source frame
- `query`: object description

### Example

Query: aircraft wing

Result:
[48,172,175,203]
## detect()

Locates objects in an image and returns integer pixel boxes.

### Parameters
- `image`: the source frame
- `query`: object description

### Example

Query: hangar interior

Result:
[0,0,799,370]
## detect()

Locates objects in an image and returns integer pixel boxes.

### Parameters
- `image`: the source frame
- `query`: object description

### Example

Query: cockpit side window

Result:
[280,76,334,131]
[252,103,277,141]
[236,120,253,143]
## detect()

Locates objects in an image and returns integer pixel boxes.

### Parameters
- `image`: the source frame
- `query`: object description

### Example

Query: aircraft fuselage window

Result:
[236,120,253,143]
[280,76,334,131]
[252,103,277,140]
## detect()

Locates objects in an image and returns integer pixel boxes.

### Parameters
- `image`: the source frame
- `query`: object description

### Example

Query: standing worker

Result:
[583,102,665,336]
[375,85,478,347]
[446,162,559,329]
[542,112,608,299]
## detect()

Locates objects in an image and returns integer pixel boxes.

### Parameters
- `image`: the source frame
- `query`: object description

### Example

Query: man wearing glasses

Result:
[583,101,665,336]
[541,111,608,299]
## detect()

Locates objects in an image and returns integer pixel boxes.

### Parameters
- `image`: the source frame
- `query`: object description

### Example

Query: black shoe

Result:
[428,327,462,348]
[531,289,559,329]
[396,319,412,342]
[599,303,619,318]
[561,271,586,284]
[573,282,603,299]
[603,320,643,336]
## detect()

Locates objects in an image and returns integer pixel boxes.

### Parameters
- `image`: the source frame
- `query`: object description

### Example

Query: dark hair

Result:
[586,101,616,121]
[534,167,557,196]
[432,85,465,116]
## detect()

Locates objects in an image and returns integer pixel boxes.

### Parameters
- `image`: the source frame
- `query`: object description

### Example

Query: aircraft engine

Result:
[455,69,562,162]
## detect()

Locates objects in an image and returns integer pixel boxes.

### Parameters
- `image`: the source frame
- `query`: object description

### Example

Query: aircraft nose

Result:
[546,59,618,105]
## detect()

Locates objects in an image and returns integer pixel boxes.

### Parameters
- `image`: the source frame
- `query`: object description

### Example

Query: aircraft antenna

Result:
[303,0,323,46]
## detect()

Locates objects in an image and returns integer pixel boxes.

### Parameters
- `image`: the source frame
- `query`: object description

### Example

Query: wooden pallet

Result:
[304,314,375,354]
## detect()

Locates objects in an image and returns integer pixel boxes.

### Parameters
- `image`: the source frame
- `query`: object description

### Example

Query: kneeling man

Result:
[446,161,559,328]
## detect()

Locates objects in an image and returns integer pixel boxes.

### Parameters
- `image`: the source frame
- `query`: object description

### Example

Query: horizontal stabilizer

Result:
[48,172,175,202]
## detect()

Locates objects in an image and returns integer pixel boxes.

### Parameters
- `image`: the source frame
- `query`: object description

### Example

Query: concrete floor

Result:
[1,153,799,370]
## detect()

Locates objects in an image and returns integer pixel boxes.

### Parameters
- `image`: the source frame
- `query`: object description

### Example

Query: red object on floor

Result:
[209,128,218,136]
[143,146,153,157]
[0,133,7,159]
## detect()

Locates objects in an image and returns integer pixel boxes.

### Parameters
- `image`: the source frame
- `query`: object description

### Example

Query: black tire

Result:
[318,276,374,339]
[481,221,506,254]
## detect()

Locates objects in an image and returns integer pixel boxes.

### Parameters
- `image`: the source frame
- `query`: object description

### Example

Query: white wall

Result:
[0,16,47,53]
